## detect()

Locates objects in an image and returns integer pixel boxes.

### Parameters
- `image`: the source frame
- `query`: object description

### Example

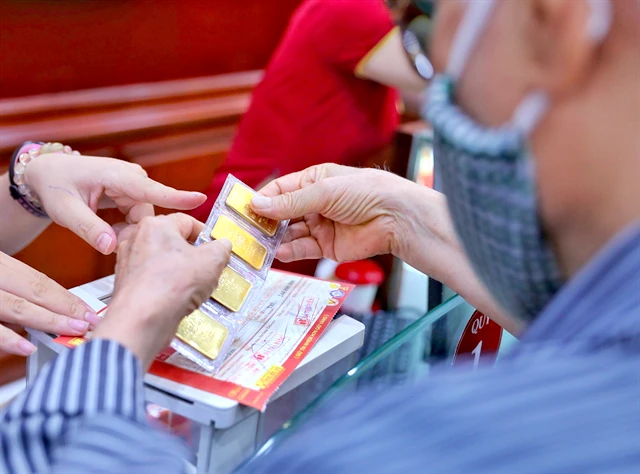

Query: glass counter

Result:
[243,294,473,467]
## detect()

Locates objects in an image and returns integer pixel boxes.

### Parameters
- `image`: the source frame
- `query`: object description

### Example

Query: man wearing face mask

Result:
[2,0,638,472]
[243,0,639,471]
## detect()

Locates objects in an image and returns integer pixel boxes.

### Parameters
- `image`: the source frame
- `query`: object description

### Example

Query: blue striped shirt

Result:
[1,223,639,473]
[0,339,188,473]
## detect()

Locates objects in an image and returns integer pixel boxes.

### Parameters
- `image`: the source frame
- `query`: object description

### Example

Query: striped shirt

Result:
[0,339,188,473]
[1,223,639,473]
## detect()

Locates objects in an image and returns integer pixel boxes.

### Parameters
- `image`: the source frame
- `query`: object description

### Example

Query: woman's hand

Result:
[0,252,97,356]
[250,164,419,263]
[24,153,207,255]
[93,214,231,370]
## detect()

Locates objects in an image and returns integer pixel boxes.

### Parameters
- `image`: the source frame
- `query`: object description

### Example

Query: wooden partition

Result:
[0,0,302,98]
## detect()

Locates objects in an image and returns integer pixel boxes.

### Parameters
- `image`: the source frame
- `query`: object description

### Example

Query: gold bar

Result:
[176,309,229,360]
[226,183,279,237]
[211,215,267,270]
[211,266,252,312]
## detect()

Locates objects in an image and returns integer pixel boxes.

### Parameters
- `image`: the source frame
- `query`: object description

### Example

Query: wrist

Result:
[10,142,79,218]
[389,183,453,268]
[92,312,156,372]
[92,320,154,371]
[92,293,152,369]
[382,174,424,260]
[94,287,179,371]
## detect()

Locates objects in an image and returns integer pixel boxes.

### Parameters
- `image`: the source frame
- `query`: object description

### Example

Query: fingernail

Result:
[97,233,113,254]
[218,238,233,251]
[251,195,272,209]
[84,311,101,326]
[69,319,89,332]
[18,340,36,356]
[192,192,206,199]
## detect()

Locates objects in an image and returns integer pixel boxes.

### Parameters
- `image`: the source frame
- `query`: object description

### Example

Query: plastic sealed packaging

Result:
[171,175,289,372]
[171,304,237,372]
[196,175,289,280]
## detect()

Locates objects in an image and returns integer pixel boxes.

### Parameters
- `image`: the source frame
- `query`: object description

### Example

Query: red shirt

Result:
[193,0,399,222]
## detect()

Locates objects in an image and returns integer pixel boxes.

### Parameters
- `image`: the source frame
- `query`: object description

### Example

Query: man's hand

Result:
[92,214,231,369]
[250,164,419,263]
[249,164,518,332]
[0,252,96,356]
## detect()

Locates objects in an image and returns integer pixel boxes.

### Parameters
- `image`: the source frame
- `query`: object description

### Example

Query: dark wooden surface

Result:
[0,0,302,98]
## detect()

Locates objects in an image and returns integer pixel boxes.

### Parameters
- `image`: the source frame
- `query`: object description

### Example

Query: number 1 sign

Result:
[452,310,503,368]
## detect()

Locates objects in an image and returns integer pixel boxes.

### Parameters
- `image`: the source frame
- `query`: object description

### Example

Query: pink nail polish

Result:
[18,340,36,356]
[69,319,89,332]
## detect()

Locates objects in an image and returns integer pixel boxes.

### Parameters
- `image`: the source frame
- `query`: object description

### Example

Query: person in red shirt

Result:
[193,0,427,273]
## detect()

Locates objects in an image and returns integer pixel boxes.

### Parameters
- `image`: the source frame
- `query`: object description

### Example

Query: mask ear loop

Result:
[446,0,497,81]
[511,92,550,136]
[442,0,612,135]
[587,0,613,42]
[515,0,613,184]
[511,0,613,135]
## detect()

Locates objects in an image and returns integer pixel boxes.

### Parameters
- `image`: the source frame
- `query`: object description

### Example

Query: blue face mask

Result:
[423,0,612,322]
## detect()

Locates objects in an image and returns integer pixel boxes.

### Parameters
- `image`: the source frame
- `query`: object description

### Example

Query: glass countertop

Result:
[242,293,471,468]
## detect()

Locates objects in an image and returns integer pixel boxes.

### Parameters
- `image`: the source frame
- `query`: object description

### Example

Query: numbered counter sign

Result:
[452,310,502,368]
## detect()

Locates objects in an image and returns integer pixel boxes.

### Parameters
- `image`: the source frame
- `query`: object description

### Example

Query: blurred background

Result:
[1,0,301,97]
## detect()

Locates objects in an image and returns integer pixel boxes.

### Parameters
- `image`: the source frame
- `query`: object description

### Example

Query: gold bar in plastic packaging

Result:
[225,183,279,237]
[211,215,267,270]
[211,266,252,312]
[176,309,229,360]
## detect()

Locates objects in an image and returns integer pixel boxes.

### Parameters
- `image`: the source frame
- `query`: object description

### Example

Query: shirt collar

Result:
[517,220,640,348]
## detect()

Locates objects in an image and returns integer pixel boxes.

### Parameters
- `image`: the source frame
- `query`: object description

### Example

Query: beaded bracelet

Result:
[9,141,79,218]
